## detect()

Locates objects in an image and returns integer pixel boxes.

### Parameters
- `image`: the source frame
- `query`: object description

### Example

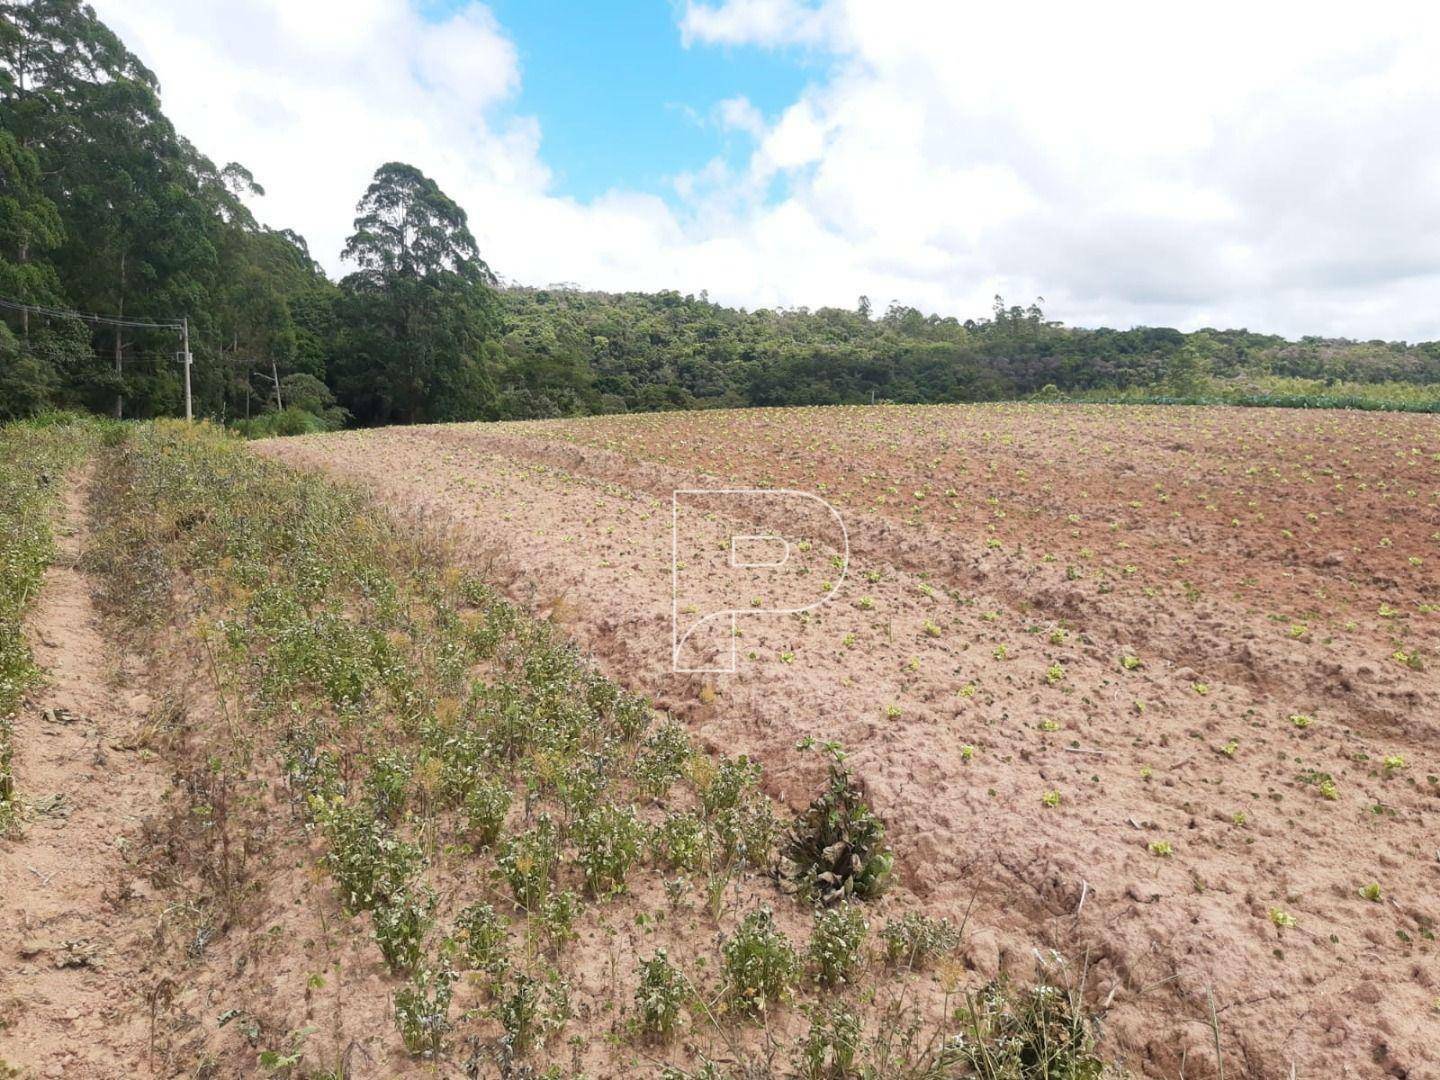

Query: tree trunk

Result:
[113,327,124,420]
[114,252,127,420]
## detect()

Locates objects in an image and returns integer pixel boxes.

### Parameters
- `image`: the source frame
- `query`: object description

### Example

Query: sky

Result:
[91,0,1440,340]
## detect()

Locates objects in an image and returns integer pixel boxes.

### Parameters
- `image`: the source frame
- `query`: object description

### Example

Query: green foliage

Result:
[331,162,499,425]
[394,967,455,1057]
[794,1004,863,1080]
[365,750,411,823]
[463,774,511,848]
[496,815,559,909]
[315,799,422,912]
[809,905,868,987]
[635,948,685,1042]
[372,883,436,974]
[721,907,799,1017]
[536,888,582,950]
[495,971,570,1055]
[880,913,961,969]
[0,419,95,824]
[955,982,1108,1080]
[782,758,893,905]
[257,1025,316,1075]
[698,756,762,818]
[651,810,707,871]
[454,901,510,977]
[574,803,644,897]
[634,720,693,799]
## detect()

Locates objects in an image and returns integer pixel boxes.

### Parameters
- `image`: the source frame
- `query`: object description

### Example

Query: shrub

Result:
[794,1004,863,1080]
[317,800,422,912]
[497,973,543,1054]
[698,756,762,818]
[537,889,581,949]
[635,721,693,799]
[496,971,571,1055]
[366,750,411,823]
[722,908,799,1017]
[955,981,1107,1080]
[652,811,707,871]
[713,796,781,868]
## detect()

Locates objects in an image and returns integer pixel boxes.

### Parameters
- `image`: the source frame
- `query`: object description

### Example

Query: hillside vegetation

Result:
[2,1,1439,432]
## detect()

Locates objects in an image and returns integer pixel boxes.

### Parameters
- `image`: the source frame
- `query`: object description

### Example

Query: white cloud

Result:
[93,0,1440,339]
[678,0,839,49]
[715,95,767,139]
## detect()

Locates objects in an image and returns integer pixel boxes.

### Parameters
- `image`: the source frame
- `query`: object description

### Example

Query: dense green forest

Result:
[3,1,1439,432]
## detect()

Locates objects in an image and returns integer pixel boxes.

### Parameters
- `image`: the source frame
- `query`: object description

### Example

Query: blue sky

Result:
[96,0,1440,339]
[473,1,816,200]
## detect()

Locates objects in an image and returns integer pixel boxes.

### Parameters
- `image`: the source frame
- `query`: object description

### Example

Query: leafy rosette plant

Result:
[782,739,894,905]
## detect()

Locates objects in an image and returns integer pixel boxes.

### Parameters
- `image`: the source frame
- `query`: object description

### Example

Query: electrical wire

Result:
[0,294,185,331]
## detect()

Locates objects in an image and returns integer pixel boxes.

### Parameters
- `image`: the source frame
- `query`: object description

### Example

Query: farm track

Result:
[0,466,168,1078]
[258,406,1440,1080]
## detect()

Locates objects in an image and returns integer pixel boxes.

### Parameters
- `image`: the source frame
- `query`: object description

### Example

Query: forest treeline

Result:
[3,1,1439,432]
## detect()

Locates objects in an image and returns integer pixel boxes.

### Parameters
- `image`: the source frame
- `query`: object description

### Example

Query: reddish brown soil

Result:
[0,472,169,1078]
[258,404,1440,1079]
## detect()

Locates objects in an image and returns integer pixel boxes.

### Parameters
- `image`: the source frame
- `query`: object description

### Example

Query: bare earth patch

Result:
[258,404,1440,1079]
[0,471,169,1079]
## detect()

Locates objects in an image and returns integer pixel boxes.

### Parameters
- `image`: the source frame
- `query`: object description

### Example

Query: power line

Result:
[0,295,184,331]
[0,294,193,420]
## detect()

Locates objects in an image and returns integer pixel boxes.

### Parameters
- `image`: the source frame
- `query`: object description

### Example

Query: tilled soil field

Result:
[258,403,1440,1078]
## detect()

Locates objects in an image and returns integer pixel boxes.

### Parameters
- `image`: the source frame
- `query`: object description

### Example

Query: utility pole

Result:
[0,295,194,420]
[182,316,193,422]
[251,360,282,411]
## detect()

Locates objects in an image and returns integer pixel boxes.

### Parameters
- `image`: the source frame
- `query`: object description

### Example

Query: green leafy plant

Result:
[537,888,581,950]
[955,981,1108,1080]
[809,904,868,986]
[794,1004,863,1080]
[496,815,559,909]
[496,971,571,1055]
[257,1025,317,1075]
[635,948,685,1042]
[781,747,892,904]
[880,912,960,969]
[394,967,456,1057]
[635,721,693,799]
[365,750,412,823]
[722,907,799,1017]
[463,775,511,848]
[316,799,422,912]
[373,883,437,974]
[454,901,509,977]
[652,810,708,871]
[574,803,644,896]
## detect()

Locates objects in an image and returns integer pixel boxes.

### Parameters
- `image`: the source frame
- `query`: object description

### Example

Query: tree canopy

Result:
[1,1,1437,427]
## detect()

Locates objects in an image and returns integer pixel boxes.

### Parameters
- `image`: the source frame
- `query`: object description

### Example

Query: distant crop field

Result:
[258,403,1440,1078]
